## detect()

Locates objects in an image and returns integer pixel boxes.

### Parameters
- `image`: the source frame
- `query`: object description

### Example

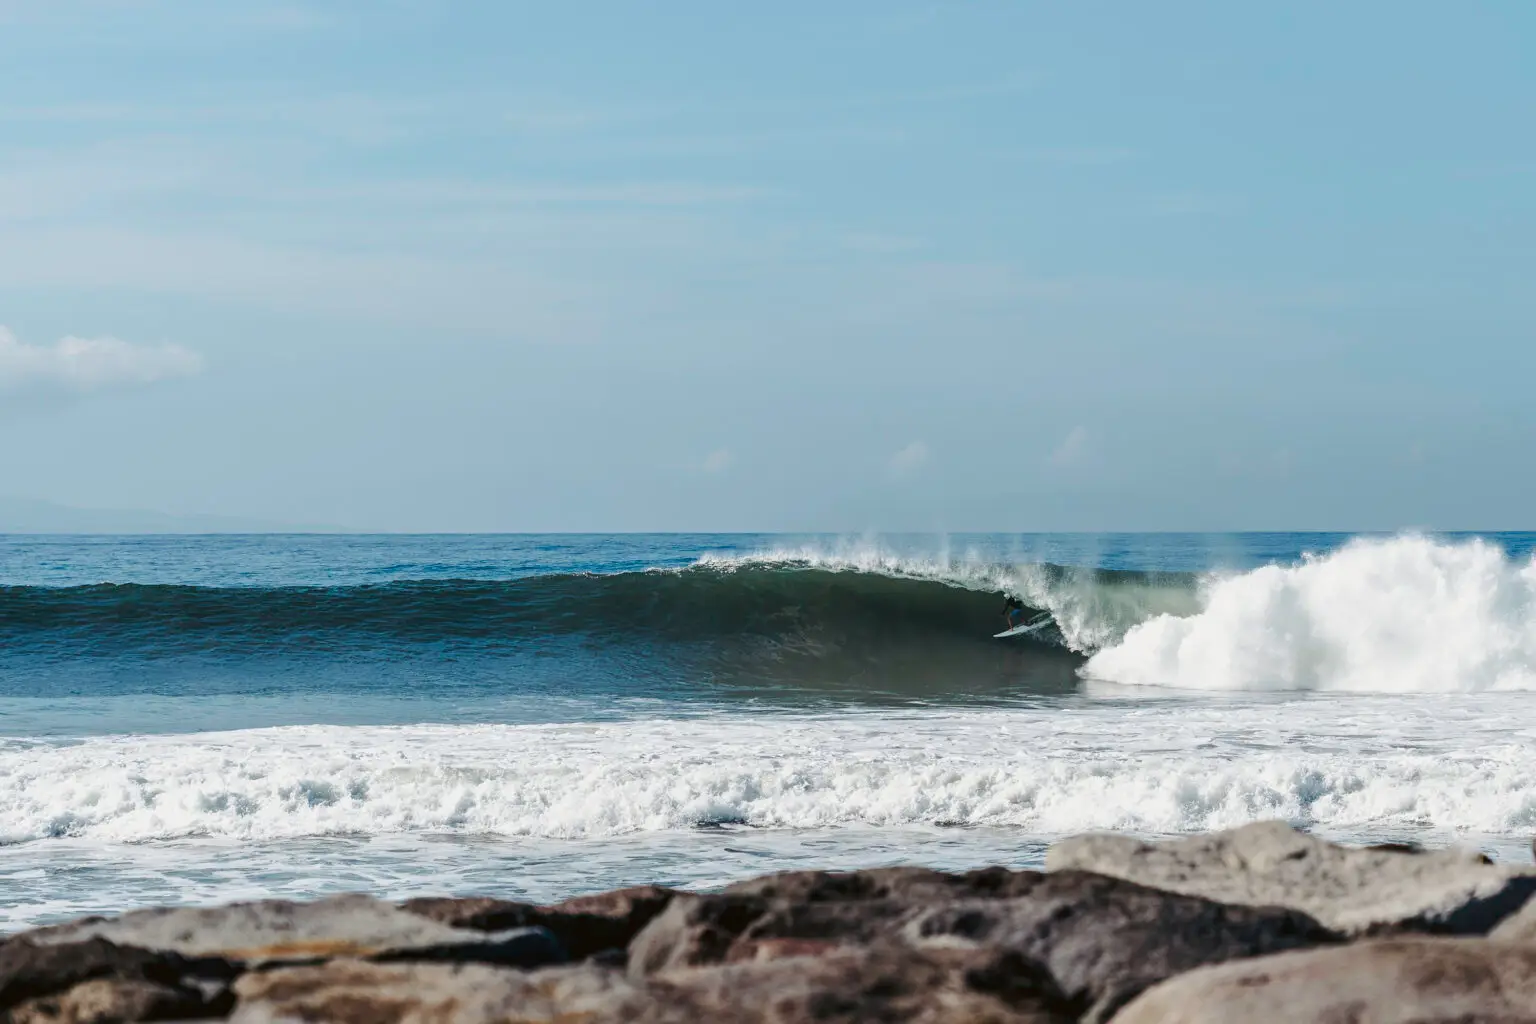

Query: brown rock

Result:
[401,885,676,961]
[231,944,1074,1023]
[627,893,767,974]
[1489,892,1536,942]
[1107,937,1536,1024]
[555,885,678,921]
[723,866,967,903]
[648,945,1074,1024]
[0,937,236,1018]
[1048,821,1536,936]
[724,865,1049,904]
[628,868,1335,1022]
[396,895,524,930]
[906,871,1335,1023]
[231,960,634,1024]
[20,894,562,969]
[629,866,1052,975]
[725,937,846,963]
[8,978,208,1024]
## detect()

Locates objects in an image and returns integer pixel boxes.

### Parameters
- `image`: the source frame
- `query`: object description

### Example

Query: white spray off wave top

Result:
[694,540,1197,652]
[1086,534,1536,692]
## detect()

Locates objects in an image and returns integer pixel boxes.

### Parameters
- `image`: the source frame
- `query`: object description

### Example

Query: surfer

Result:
[1002,595,1027,632]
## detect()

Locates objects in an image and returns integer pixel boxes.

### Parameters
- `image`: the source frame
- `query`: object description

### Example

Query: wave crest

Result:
[696,547,1198,652]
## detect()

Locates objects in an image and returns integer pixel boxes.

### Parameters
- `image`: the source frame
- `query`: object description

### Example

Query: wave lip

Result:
[697,547,1199,653]
[1084,534,1536,693]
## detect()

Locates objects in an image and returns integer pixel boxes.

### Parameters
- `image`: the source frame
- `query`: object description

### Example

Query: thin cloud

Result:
[0,326,203,394]
[231,5,330,31]
[701,448,734,474]
[1144,192,1245,217]
[1016,147,1138,167]
[1049,426,1090,468]
[310,180,774,207]
[887,440,931,479]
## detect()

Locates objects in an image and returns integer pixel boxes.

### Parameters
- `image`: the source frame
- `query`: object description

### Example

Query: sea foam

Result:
[1085,534,1536,692]
[4,698,1536,844]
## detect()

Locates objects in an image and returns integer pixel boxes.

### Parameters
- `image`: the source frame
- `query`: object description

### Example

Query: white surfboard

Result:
[993,617,1050,639]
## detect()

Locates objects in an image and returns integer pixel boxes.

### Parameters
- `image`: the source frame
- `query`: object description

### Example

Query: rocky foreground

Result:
[8,822,1536,1023]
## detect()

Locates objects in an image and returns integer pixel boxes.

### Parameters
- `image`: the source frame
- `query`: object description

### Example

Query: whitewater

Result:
[2,531,1535,929]
[7,700,1536,842]
[1084,534,1536,692]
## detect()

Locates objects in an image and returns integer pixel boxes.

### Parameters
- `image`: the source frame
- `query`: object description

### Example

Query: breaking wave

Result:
[8,533,1534,695]
[1084,534,1536,692]
[0,556,1193,667]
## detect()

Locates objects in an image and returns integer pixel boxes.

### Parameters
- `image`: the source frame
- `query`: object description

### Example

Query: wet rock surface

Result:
[2,822,1531,1022]
[1048,820,1536,936]
[26,894,564,969]
[1107,937,1536,1024]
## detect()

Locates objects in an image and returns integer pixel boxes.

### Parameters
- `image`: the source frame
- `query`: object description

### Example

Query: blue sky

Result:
[0,1,1531,531]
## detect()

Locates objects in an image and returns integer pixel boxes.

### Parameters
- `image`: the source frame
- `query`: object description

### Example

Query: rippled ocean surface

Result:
[3,531,1535,930]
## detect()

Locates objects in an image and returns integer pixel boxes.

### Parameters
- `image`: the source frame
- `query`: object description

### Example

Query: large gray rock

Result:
[22,894,563,969]
[1491,892,1536,942]
[231,944,1074,1023]
[906,872,1335,1023]
[1047,821,1536,936]
[627,864,1095,975]
[629,868,1335,1023]
[1106,937,1536,1024]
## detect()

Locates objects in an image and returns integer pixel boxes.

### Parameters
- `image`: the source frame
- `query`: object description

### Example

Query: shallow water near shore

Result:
[3,532,1536,930]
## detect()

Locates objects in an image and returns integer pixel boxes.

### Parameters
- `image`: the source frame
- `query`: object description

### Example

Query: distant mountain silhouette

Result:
[0,496,348,534]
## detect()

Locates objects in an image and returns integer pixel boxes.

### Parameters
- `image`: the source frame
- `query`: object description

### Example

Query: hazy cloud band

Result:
[0,326,203,394]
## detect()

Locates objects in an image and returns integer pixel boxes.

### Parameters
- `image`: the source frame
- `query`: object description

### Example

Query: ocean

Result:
[3,531,1536,931]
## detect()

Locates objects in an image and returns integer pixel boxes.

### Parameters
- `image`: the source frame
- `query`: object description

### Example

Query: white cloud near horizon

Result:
[887,440,930,479]
[0,326,203,394]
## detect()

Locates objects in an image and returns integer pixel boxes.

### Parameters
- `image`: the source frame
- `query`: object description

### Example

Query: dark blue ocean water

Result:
[6,531,1528,733]
[2,531,1534,929]
[0,531,1283,735]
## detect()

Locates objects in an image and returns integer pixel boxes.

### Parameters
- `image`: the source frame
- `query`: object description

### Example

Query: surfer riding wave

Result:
[1002,595,1027,632]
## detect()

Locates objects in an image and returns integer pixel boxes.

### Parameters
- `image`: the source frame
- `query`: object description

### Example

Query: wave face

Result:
[1085,534,1536,692]
[0,557,1199,700]
[0,567,1012,651]
[0,558,1196,653]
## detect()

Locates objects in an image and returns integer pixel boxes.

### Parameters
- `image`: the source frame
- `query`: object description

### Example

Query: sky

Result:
[0,1,1532,532]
